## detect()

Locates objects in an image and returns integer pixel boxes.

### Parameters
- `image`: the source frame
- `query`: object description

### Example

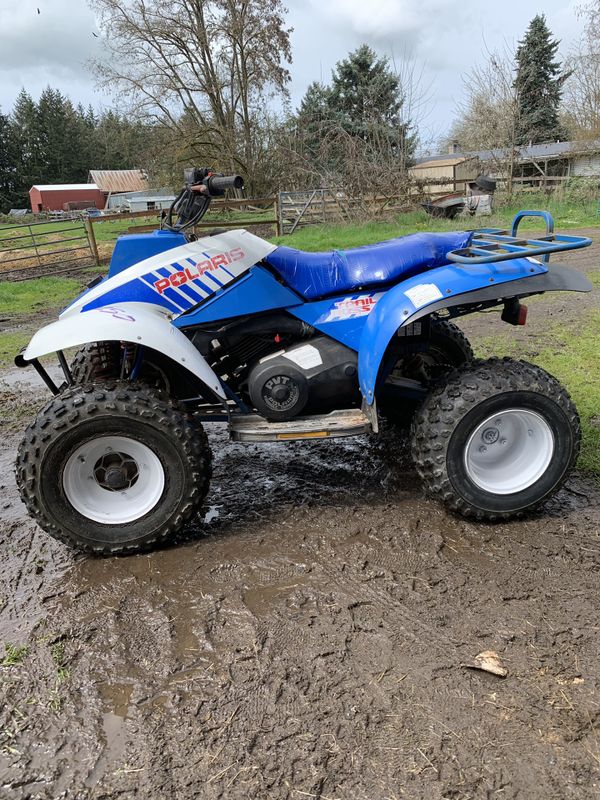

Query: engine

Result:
[246,336,359,421]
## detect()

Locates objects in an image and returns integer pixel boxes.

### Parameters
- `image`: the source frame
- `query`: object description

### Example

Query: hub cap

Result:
[63,435,165,524]
[464,409,555,495]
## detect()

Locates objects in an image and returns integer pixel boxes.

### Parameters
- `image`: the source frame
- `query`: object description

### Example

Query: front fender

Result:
[358,256,551,404]
[22,302,226,400]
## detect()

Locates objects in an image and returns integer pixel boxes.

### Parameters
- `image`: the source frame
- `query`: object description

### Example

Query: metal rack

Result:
[446,210,592,265]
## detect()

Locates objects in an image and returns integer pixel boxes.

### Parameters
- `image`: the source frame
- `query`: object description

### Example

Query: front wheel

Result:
[16,383,212,554]
[411,358,581,520]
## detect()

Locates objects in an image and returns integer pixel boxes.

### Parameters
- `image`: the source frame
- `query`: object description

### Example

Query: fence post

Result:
[275,194,283,237]
[84,216,100,266]
[29,224,42,267]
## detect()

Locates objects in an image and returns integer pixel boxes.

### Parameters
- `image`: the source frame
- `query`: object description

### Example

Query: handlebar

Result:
[163,167,244,234]
[205,174,244,196]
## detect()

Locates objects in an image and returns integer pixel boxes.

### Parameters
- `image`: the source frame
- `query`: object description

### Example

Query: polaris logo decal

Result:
[153,247,245,294]
[319,292,384,322]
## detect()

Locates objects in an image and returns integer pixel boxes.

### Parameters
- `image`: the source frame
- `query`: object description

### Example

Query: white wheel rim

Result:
[63,435,165,524]
[464,409,555,495]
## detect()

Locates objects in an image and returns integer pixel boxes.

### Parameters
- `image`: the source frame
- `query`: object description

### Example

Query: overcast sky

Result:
[0,0,584,152]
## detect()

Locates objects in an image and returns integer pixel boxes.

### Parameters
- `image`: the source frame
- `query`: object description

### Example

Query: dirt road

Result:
[1,235,599,799]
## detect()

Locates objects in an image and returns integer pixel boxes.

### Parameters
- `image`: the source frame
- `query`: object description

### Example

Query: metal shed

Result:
[127,195,176,213]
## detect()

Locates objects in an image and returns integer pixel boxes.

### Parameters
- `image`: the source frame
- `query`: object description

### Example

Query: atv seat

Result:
[264,231,473,300]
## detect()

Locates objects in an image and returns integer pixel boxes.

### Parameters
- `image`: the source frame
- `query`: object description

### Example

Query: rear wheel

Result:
[381,318,474,427]
[16,383,212,554]
[411,358,580,519]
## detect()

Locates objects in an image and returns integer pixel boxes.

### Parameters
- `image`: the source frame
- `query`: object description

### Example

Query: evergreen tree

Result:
[297,82,330,124]
[296,45,415,167]
[92,110,147,170]
[3,88,157,209]
[12,89,45,198]
[329,45,403,141]
[295,81,332,155]
[38,87,69,182]
[514,14,568,144]
[0,109,18,211]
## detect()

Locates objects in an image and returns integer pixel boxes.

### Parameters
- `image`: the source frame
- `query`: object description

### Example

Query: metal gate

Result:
[278,189,352,234]
[0,217,98,281]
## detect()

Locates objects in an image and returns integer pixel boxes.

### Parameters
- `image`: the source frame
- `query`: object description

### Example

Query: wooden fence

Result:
[277,189,413,234]
[92,197,279,237]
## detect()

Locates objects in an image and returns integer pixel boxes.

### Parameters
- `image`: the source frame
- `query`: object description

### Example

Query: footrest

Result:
[229,408,372,442]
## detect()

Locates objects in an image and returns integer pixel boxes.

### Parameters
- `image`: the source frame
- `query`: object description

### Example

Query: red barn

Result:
[29,184,106,213]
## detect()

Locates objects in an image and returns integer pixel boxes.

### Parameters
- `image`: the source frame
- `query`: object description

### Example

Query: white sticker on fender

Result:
[404,283,443,308]
[283,344,323,369]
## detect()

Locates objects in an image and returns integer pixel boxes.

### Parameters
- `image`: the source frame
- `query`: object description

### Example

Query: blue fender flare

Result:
[358,257,549,404]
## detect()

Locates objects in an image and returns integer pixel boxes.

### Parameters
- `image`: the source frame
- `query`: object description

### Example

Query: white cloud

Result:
[311,0,465,40]
[0,0,103,109]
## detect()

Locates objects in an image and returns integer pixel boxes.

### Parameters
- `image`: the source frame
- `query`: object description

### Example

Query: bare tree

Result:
[445,43,520,193]
[90,0,292,190]
[563,2,600,139]
[448,45,518,151]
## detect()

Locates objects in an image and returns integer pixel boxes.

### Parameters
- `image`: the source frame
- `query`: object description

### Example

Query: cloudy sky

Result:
[0,0,584,151]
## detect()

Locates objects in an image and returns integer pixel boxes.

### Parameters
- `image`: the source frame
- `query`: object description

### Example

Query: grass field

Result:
[0,276,80,315]
[274,196,600,251]
[0,276,85,366]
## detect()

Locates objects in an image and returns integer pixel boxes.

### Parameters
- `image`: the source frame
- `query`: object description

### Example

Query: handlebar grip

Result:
[207,174,244,195]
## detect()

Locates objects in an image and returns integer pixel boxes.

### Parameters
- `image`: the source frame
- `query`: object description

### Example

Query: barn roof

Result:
[31,184,100,191]
[411,156,477,170]
[88,170,149,192]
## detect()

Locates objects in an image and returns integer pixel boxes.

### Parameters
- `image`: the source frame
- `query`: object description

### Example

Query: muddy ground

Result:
[1,235,599,799]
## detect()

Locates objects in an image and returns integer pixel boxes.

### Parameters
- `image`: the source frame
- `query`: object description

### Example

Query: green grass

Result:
[1,643,28,667]
[271,211,456,250]
[475,311,600,478]
[272,195,600,251]
[0,276,80,315]
[91,215,157,243]
[0,275,88,368]
[0,331,30,366]
[0,219,86,248]
[492,196,599,229]
[50,642,70,683]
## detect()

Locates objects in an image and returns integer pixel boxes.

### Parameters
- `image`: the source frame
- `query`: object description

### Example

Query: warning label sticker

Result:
[404,283,443,308]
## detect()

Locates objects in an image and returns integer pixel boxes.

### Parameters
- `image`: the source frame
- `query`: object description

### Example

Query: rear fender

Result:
[358,260,591,404]
[21,302,226,400]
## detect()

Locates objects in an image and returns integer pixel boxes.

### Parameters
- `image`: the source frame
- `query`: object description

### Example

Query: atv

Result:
[14,168,593,554]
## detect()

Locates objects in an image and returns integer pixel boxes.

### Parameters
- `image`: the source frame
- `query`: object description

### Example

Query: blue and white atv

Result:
[15,169,593,554]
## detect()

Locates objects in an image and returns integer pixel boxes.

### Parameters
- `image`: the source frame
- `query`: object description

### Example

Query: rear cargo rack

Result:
[446,210,592,265]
